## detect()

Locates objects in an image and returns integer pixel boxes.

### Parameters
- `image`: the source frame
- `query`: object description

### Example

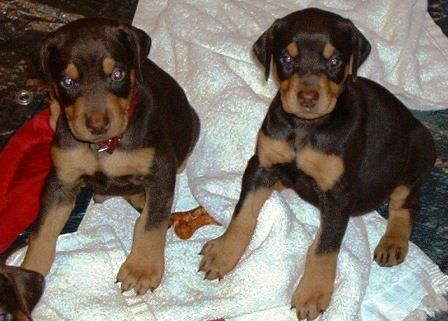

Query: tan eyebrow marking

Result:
[323,43,336,59]
[102,57,116,75]
[287,42,299,57]
[65,63,79,80]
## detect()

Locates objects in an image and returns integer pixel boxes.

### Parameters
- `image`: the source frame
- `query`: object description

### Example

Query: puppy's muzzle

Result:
[86,112,110,136]
[298,88,319,109]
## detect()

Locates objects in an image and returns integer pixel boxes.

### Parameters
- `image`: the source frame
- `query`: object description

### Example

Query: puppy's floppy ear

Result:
[39,33,61,82]
[0,265,45,319]
[118,25,152,83]
[253,19,280,81]
[348,20,371,82]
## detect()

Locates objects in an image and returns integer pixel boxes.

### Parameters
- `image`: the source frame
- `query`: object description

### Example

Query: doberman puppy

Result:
[1,17,199,317]
[199,8,436,320]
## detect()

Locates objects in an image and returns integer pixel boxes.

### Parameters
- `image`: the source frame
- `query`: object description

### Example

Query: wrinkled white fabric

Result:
[8,1,448,320]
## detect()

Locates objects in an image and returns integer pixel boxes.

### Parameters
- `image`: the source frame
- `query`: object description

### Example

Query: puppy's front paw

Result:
[291,274,333,320]
[374,235,408,267]
[117,252,164,295]
[198,236,244,280]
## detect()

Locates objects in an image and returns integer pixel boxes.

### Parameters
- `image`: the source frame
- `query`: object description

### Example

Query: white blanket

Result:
[9,0,448,320]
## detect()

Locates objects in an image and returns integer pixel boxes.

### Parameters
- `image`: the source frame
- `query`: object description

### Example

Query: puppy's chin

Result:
[282,103,333,120]
[281,95,338,120]
[68,122,126,144]
[293,109,328,120]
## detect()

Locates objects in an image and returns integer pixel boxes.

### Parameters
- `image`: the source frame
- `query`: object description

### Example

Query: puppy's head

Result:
[253,8,371,120]
[40,18,151,143]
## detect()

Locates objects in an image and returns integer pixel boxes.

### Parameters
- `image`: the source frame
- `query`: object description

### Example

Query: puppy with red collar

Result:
[1,17,199,315]
[199,8,436,320]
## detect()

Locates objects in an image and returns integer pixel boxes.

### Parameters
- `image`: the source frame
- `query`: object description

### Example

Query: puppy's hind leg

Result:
[374,126,435,267]
[374,185,419,267]
[21,171,79,276]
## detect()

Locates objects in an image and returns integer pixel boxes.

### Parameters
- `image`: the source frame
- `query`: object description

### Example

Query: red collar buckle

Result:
[95,137,121,154]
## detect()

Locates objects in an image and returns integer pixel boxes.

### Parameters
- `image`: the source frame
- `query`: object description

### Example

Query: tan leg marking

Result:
[99,148,155,177]
[374,186,411,266]
[65,63,79,80]
[52,146,97,183]
[287,42,299,57]
[125,193,146,211]
[274,180,287,191]
[102,57,116,75]
[21,203,75,276]
[199,188,272,280]
[296,147,344,191]
[117,201,169,295]
[257,131,295,167]
[292,229,337,320]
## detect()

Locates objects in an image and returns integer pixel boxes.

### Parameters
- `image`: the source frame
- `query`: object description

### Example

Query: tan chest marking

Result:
[99,148,155,177]
[52,146,97,183]
[296,147,344,191]
[257,131,295,167]
[52,146,156,182]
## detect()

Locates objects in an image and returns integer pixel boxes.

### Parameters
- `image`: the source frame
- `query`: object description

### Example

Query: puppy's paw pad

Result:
[292,293,329,320]
[198,237,242,281]
[374,236,408,267]
[291,278,332,320]
[117,255,164,295]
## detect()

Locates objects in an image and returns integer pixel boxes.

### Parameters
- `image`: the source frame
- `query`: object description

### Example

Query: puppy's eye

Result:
[60,76,74,88]
[280,54,293,65]
[327,56,342,68]
[111,67,126,81]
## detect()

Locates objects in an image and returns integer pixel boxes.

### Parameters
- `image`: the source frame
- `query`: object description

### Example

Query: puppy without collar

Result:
[199,8,436,320]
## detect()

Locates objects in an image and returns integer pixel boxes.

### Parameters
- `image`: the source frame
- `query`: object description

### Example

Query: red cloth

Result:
[0,109,53,253]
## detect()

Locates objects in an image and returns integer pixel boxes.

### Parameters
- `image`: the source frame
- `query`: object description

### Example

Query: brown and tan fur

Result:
[199,8,435,320]
[1,17,200,316]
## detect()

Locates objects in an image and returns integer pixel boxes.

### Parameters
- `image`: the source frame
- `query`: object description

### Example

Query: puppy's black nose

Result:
[86,113,110,135]
[298,89,319,108]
